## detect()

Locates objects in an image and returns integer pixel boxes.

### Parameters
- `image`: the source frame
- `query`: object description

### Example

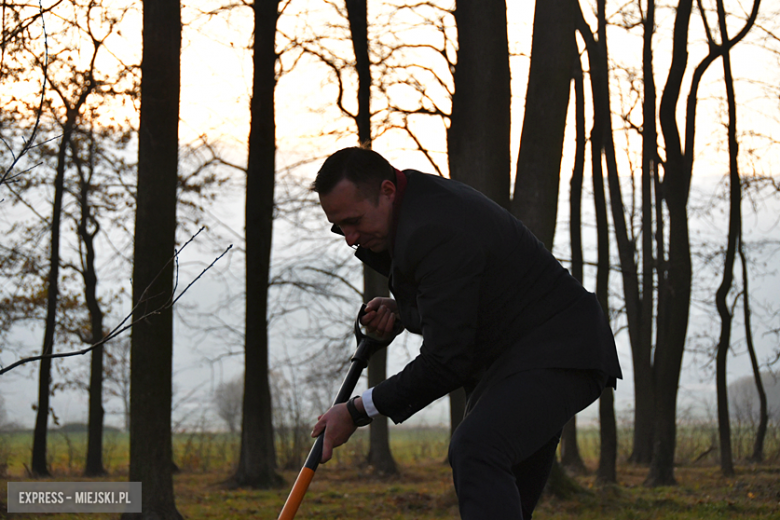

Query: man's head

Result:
[312,147,396,201]
[313,147,397,252]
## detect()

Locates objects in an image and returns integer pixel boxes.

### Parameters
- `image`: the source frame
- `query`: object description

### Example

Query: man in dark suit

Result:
[311,147,622,519]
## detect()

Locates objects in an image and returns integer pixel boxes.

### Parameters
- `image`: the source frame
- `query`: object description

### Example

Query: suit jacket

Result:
[352,170,622,424]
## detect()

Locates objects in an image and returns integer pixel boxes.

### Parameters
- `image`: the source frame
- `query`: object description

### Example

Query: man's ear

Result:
[379,179,396,201]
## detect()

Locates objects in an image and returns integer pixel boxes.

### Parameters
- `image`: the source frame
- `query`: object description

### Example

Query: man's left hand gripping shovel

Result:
[277,304,401,520]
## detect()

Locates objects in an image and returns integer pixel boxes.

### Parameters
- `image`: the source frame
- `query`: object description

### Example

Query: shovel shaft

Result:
[278,435,322,520]
[277,304,400,519]
[277,342,369,519]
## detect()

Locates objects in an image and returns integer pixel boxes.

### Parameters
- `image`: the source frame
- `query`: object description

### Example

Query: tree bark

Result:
[589,61,617,484]
[647,0,759,486]
[633,0,658,465]
[560,43,586,475]
[740,243,767,462]
[30,114,70,478]
[31,63,94,475]
[577,0,649,471]
[512,0,575,249]
[125,0,182,517]
[713,0,744,477]
[364,267,397,474]
[73,135,107,477]
[448,0,511,209]
[232,0,283,489]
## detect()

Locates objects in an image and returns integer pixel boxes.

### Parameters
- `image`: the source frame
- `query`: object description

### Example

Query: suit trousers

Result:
[448,368,608,519]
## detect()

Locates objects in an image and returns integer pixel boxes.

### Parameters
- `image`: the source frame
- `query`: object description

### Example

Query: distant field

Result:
[0,426,454,477]
[2,423,778,477]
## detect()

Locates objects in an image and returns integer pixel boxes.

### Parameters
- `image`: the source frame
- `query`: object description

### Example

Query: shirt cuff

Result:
[361,388,380,418]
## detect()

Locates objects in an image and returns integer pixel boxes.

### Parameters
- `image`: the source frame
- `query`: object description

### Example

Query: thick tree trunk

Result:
[125,1,182,518]
[448,0,511,209]
[232,0,282,489]
[512,0,575,249]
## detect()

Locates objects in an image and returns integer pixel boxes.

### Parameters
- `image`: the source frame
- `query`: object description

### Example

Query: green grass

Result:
[2,428,780,519]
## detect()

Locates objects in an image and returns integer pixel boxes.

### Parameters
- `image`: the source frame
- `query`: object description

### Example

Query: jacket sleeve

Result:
[371,222,487,423]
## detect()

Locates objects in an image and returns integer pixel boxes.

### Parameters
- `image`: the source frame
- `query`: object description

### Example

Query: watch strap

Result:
[346,396,372,427]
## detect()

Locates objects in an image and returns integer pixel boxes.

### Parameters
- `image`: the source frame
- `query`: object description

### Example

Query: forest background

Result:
[1,0,780,515]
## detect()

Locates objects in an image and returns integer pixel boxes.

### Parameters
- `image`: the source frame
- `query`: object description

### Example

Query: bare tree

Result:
[559,36,588,475]
[739,243,769,462]
[125,0,182,516]
[214,374,243,435]
[232,0,284,489]
[511,0,576,250]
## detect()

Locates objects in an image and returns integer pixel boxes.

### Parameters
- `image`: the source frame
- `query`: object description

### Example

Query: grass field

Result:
[2,428,780,519]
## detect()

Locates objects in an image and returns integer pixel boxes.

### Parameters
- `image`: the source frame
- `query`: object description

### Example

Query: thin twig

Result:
[0,234,233,376]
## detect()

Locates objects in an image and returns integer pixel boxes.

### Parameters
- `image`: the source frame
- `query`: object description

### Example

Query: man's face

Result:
[319,178,396,252]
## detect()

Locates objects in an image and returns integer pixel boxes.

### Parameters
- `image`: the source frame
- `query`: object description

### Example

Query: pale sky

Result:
[2,0,779,431]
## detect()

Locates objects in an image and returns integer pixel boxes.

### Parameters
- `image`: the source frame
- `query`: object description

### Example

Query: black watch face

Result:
[355,416,373,427]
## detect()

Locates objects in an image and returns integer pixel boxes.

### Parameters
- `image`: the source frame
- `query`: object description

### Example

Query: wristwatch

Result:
[346,396,373,427]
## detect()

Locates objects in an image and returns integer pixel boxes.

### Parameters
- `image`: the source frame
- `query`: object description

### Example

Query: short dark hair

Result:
[312,147,395,201]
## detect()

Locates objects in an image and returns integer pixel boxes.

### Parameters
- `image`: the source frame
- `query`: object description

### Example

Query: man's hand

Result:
[311,403,357,463]
[361,297,400,340]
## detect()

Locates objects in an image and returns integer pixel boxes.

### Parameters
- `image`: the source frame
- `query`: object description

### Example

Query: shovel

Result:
[277,304,400,520]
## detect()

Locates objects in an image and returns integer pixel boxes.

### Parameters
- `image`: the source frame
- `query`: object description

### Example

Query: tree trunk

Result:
[714,0,742,477]
[124,0,182,517]
[560,44,586,475]
[740,243,767,462]
[30,113,72,477]
[645,0,695,486]
[364,267,397,475]
[448,0,511,209]
[577,0,649,470]
[596,387,618,483]
[645,0,759,483]
[75,139,107,477]
[589,60,617,484]
[232,0,283,489]
[560,418,586,474]
[512,0,575,249]
[633,0,658,465]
